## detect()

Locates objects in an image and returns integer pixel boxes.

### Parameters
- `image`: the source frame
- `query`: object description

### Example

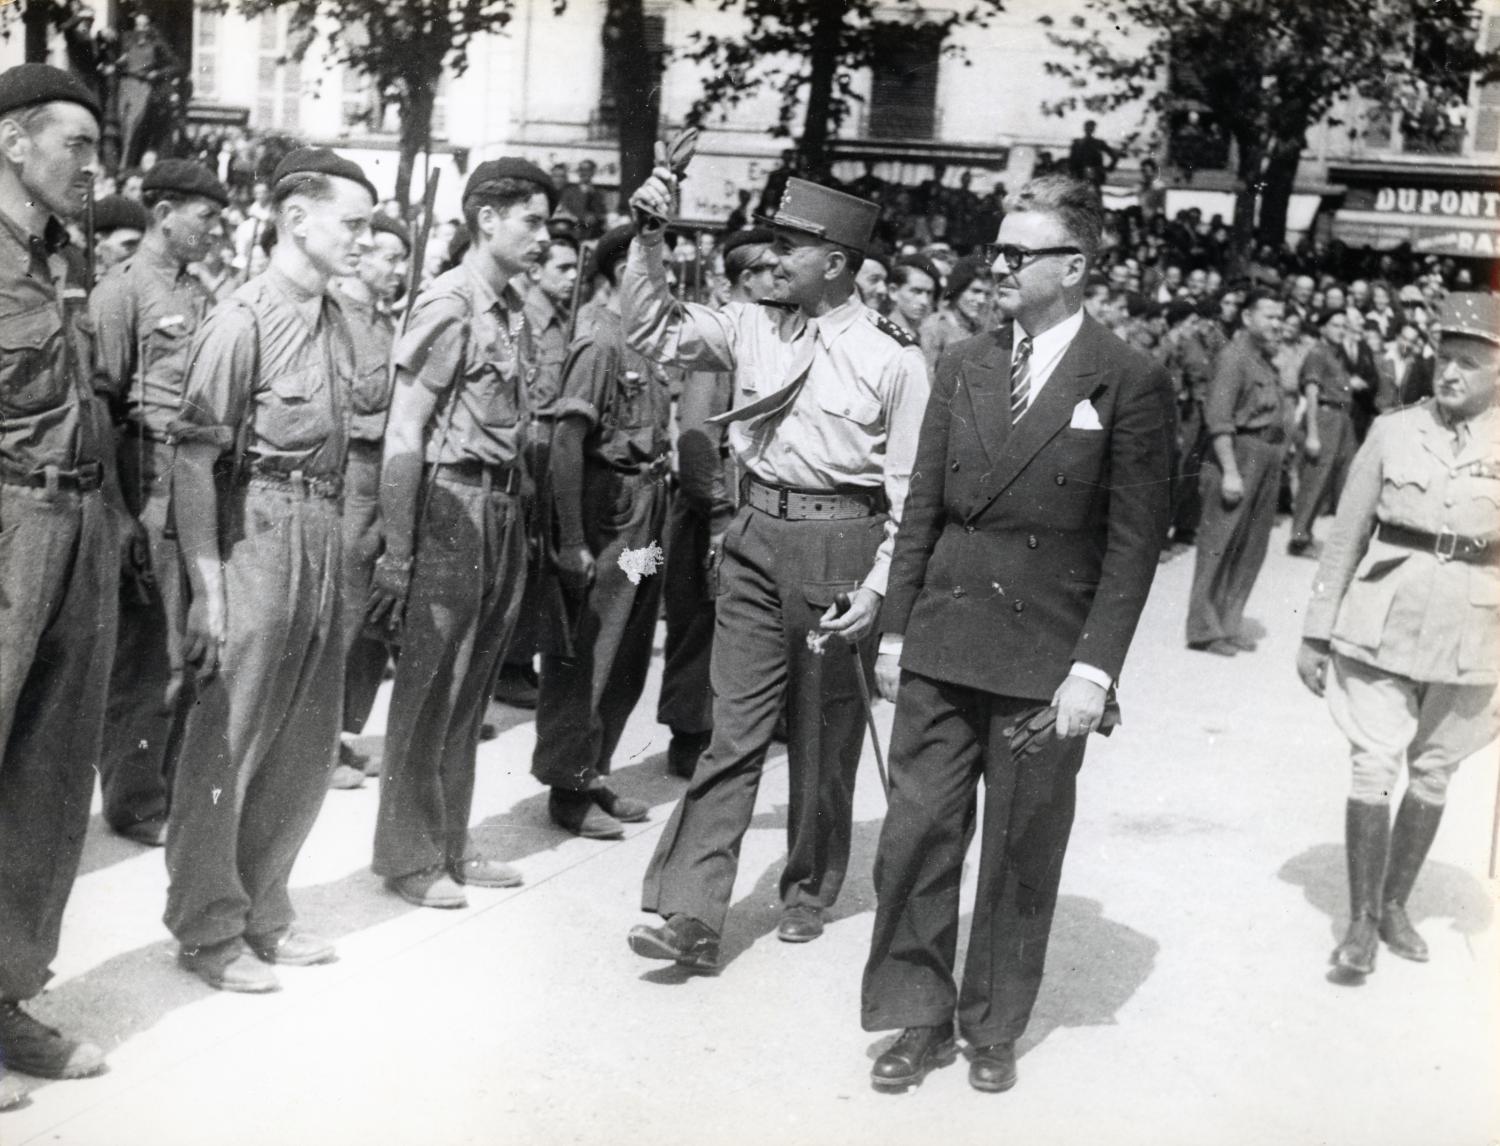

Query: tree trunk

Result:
[1256,138,1303,249]
[23,0,56,63]
[395,62,439,212]
[798,0,845,180]
[1227,132,1263,280]
[608,0,660,200]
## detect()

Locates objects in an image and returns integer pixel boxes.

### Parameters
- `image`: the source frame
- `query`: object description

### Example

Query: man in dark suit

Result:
[860,174,1173,1095]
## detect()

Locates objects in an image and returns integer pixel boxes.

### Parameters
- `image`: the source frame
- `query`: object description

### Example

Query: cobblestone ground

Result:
[4,518,1497,1146]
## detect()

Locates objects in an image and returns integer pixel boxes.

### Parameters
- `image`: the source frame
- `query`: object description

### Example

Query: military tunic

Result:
[372,258,531,881]
[1304,403,1500,804]
[0,210,119,1001]
[164,265,353,951]
[531,307,673,792]
[91,238,214,833]
[1290,341,1359,548]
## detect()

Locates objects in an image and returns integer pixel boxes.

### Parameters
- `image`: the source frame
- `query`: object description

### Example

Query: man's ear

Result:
[283,201,309,240]
[824,245,849,282]
[0,119,29,165]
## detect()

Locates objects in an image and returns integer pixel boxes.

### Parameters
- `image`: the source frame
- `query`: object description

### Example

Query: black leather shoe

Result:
[246,928,336,967]
[969,1042,1018,1093]
[627,914,720,972]
[550,788,625,839]
[777,904,824,943]
[870,1025,956,1093]
[1378,904,1428,962]
[0,1002,106,1079]
[592,784,648,824]
[115,816,169,847]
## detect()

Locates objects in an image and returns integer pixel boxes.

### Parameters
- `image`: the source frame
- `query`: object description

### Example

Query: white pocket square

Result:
[1069,399,1103,430]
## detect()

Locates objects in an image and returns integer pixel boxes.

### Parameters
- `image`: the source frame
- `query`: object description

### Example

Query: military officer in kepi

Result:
[1298,292,1500,981]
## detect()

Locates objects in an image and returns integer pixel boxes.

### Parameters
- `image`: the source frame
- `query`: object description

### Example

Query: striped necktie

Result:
[1010,335,1033,424]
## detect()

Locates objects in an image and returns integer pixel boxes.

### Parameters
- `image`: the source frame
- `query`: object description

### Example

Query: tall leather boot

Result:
[1378,793,1444,962]
[1331,799,1389,977]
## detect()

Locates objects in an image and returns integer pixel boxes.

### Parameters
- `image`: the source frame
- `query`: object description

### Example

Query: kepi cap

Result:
[760,178,879,253]
[0,63,101,124]
[142,159,229,207]
[272,147,377,204]
[463,158,558,214]
[1438,292,1500,347]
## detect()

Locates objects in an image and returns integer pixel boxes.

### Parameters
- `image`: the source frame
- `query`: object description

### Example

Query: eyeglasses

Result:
[983,244,1083,272]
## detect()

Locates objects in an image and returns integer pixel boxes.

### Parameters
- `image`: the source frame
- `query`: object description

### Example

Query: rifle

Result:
[400,171,442,338]
[83,180,96,292]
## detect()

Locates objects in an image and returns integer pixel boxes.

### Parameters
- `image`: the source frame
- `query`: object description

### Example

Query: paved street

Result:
[3,517,1497,1146]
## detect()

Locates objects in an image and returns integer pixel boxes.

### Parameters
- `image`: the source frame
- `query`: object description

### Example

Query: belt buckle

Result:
[1434,529,1458,563]
[777,487,788,518]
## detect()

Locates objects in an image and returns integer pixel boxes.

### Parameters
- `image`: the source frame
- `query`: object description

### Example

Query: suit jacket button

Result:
[965,523,976,533]
[1013,600,1024,613]
[1055,474,1066,486]
[1027,534,1038,549]
[952,586,965,598]
[951,460,960,471]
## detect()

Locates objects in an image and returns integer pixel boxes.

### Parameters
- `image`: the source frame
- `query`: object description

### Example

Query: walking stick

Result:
[834,592,890,798]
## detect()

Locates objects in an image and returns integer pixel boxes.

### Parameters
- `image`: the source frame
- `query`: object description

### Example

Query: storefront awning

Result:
[1331,208,1500,257]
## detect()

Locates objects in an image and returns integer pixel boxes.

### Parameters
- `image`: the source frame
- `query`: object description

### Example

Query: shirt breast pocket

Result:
[0,305,68,417]
[816,388,882,427]
[257,366,324,447]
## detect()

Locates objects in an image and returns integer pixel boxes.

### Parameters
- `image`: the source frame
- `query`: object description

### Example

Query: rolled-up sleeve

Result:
[171,299,258,452]
[864,343,930,598]
[89,270,134,404]
[551,335,611,427]
[393,292,467,398]
[621,237,738,372]
[1204,345,1243,438]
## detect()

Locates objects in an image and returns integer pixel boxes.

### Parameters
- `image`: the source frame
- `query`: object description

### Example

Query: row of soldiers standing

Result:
[0,61,731,1094]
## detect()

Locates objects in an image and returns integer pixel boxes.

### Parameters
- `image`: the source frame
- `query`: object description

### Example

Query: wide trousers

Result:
[1185,435,1285,646]
[641,505,883,932]
[861,670,1085,1047]
[164,486,343,950]
[100,436,190,831]
[372,474,526,880]
[340,443,392,735]
[1289,407,1356,547]
[0,486,117,1000]
[532,466,669,791]
[656,488,717,738]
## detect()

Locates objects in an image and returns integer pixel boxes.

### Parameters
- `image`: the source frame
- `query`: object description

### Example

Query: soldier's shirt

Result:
[391,256,533,469]
[1298,340,1354,409]
[1304,402,1500,684]
[552,308,671,471]
[0,208,107,473]
[621,242,930,597]
[522,282,569,418]
[90,238,215,440]
[1204,329,1284,438]
[173,265,354,479]
[336,289,396,443]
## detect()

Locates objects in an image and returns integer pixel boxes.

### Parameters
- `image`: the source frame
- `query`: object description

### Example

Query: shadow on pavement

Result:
[1277,842,1494,943]
[75,812,162,879]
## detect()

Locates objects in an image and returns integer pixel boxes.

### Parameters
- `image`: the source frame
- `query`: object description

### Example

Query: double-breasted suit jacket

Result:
[882,316,1174,700]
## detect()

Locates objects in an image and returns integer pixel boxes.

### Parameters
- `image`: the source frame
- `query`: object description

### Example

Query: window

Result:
[867,23,943,140]
[193,8,219,100]
[254,11,302,131]
[599,9,666,133]
[1472,12,1500,154]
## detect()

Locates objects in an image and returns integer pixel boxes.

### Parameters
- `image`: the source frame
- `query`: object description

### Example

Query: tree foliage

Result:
[222,0,562,208]
[1040,0,1500,254]
[677,0,1005,177]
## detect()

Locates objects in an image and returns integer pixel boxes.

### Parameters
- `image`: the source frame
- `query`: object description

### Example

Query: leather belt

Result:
[1317,398,1350,411]
[346,439,383,459]
[246,468,344,500]
[1377,521,1497,565]
[745,475,880,521]
[1234,425,1287,445]
[0,460,104,493]
[604,453,672,478]
[431,460,523,495]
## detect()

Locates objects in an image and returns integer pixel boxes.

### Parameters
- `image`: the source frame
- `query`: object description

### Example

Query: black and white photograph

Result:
[0,0,1496,1142]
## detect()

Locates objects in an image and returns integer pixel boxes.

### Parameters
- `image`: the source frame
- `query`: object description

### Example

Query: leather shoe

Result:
[1227,634,1259,653]
[777,904,824,943]
[450,856,523,888]
[115,816,168,847]
[870,1025,956,1093]
[0,1068,27,1110]
[592,785,648,823]
[550,788,624,839]
[178,938,281,993]
[386,867,468,909]
[667,729,710,779]
[1187,639,1238,657]
[627,914,720,972]
[969,1042,1018,1093]
[246,928,336,967]
[329,762,366,790]
[0,1002,107,1079]
[1378,903,1429,962]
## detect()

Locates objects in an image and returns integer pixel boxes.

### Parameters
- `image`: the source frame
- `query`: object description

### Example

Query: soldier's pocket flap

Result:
[1383,461,1430,490]
[802,578,861,610]
[1354,548,1409,581]
[0,305,62,351]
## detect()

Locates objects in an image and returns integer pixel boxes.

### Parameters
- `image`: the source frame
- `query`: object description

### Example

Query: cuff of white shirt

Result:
[1068,662,1113,691]
[878,634,903,658]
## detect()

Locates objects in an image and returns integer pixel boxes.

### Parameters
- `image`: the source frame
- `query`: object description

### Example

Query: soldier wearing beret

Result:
[165,147,376,992]
[0,62,113,1082]
[623,168,929,969]
[530,224,662,838]
[365,157,555,908]
[654,228,772,779]
[1297,293,1500,981]
[329,211,410,790]
[94,193,150,275]
[91,158,227,846]
[1288,308,1361,557]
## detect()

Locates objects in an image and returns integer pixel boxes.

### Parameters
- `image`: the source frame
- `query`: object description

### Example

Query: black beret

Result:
[1316,307,1349,328]
[590,223,635,283]
[463,158,558,213]
[721,227,775,261]
[1164,299,1197,327]
[142,159,229,207]
[370,212,412,250]
[943,255,988,303]
[272,147,377,204]
[94,194,148,234]
[0,63,102,124]
[894,254,942,286]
